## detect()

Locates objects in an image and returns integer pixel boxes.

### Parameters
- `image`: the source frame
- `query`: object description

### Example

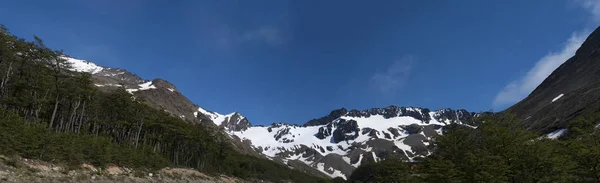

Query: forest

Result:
[0,25,327,182]
[347,112,600,183]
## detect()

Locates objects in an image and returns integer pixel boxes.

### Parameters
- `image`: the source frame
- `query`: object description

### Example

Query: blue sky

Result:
[1,0,599,125]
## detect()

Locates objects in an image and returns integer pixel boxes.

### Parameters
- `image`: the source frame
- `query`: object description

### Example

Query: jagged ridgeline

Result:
[0,26,327,182]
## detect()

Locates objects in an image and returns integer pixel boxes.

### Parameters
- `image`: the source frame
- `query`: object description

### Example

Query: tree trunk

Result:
[77,100,86,134]
[49,94,59,129]
[0,62,13,100]
[135,120,144,148]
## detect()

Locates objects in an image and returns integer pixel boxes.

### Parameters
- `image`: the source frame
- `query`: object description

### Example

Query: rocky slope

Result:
[506,26,600,134]
[62,57,255,132]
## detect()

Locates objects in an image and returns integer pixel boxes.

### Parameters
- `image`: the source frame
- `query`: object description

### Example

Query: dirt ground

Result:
[0,155,263,183]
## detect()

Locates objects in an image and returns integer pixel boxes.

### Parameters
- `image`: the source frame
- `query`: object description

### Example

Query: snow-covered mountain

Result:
[208,106,480,179]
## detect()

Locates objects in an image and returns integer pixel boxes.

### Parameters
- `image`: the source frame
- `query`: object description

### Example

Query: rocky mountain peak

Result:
[221,112,252,131]
[150,78,177,91]
[302,108,348,127]
[575,26,600,56]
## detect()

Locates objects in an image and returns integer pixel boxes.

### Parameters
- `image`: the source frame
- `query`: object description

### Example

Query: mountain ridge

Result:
[60,25,600,179]
[63,55,482,179]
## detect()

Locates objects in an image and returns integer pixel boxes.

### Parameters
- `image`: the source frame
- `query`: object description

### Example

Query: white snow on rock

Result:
[126,81,157,94]
[167,88,176,92]
[371,152,379,163]
[195,107,245,126]
[197,107,219,119]
[546,128,567,139]
[139,81,156,90]
[61,56,104,74]
[552,94,564,103]
[94,84,123,87]
[316,163,346,180]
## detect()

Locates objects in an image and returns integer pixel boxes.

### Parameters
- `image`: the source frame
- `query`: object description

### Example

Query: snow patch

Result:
[138,81,156,90]
[197,107,219,119]
[546,128,567,139]
[196,107,242,126]
[103,72,125,77]
[371,152,378,163]
[342,157,352,165]
[316,163,346,179]
[552,94,564,103]
[167,88,175,92]
[62,57,104,74]
[126,81,156,94]
[394,139,414,161]
[94,84,122,87]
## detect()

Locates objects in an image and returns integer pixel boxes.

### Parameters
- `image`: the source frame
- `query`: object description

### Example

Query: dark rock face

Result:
[387,128,401,138]
[365,139,408,160]
[303,108,348,127]
[274,128,291,141]
[347,149,367,165]
[368,129,379,138]
[315,123,333,139]
[404,134,429,156]
[422,125,442,138]
[382,132,392,139]
[506,26,600,133]
[401,124,423,134]
[220,112,252,131]
[332,119,359,143]
[361,128,374,135]
[433,108,476,124]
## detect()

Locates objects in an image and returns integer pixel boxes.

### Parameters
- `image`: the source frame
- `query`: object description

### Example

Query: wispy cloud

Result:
[371,56,414,93]
[492,0,599,107]
[214,25,288,53]
[493,33,586,106]
[579,0,600,23]
[242,26,287,47]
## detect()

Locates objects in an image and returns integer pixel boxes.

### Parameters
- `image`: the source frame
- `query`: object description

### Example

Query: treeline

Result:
[347,112,600,183]
[0,25,326,182]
